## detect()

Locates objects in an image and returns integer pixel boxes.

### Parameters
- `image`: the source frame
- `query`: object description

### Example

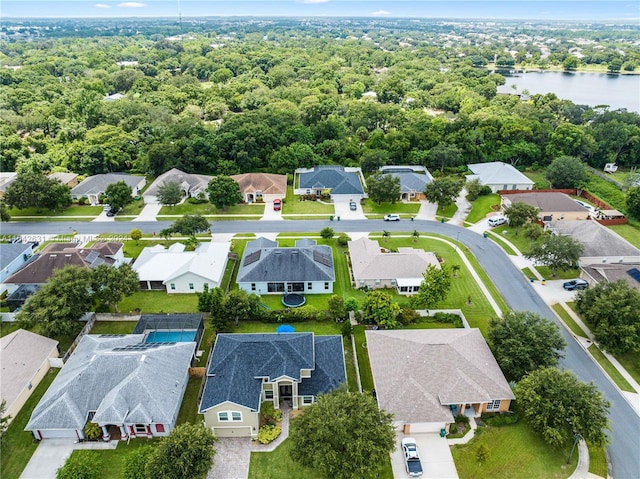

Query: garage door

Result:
[407,422,445,434]
[214,426,253,437]
[37,429,79,439]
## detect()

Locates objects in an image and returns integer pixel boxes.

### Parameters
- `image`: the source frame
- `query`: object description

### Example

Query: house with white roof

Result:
[133,241,230,293]
[25,334,195,441]
[348,237,440,294]
[143,168,213,205]
[466,161,534,193]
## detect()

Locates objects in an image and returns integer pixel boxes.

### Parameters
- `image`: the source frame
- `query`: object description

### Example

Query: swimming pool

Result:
[145,330,197,343]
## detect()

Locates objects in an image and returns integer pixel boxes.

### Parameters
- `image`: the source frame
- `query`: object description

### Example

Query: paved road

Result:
[3,219,639,478]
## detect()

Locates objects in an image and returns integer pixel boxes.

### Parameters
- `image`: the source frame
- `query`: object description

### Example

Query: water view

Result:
[497,71,640,112]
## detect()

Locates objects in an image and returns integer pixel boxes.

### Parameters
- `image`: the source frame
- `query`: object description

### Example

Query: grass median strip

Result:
[551,304,588,337]
[588,345,635,393]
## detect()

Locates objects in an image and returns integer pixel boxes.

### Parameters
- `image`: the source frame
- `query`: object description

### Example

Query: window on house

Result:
[170,283,176,290]
[359,280,365,286]
[486,399,501,411]
[400,286,408,292]
[251,283,256,291]
[203,283,208,289]
[391,279,396,286]
[232,412,242,421]
[302,396,314,405]
[218,411,243,422]
[135,424,147,434]
[156,424,165,433]
[218,412,229,422]
[324,282,329,290]
[308,282,312,289]
[375,279,381,285]
[189,283,194,290]
[265,390,274,399]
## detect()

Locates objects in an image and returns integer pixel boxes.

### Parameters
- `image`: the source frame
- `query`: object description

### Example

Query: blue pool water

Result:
[145,331,197,343]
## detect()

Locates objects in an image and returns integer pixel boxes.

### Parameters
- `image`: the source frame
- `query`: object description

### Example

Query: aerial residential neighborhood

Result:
[1,12,640,479]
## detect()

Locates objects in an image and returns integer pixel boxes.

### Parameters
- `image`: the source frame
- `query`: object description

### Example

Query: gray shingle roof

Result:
[26,335,195,431]
[381,171,432,194]
[299,166,364,195]
[366,329,514,424]
[144,168,213,197]
[237,238,334,283]
[0,243,33,270]
[199,333,345,412]
[551,220,640,257]
[71,173,144,196]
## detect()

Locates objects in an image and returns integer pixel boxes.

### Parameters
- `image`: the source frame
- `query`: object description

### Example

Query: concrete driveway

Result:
[260,201,283,221]
[391,433,458,479]
[207,437,252,479]
[333,199,366,220]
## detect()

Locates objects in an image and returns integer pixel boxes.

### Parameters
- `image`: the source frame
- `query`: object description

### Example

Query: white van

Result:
[488,216,507,227]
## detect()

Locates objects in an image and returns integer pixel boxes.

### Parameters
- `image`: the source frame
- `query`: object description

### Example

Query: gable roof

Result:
[26,335,195,431]
[299,166,364,195]
[348,237,440,281]
[1,330,58,414]
[237,238,334,284]
[231,173,287,196]
[48,172,78,185]
[366,329,514,424]
[199,333,345,412]
[550,220,640,257]
[506,192,585,213]
[71,173,144,196]
[133,242,230,285]
[0,243,33,268]
[0,172,17,193]
[379,166,433,194]
[5,242,122,285]
[467,162,534,187]
[582,263,640,290]
[144,168,213,198]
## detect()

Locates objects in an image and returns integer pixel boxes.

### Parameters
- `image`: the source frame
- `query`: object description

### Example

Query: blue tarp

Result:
[276,324,295,333]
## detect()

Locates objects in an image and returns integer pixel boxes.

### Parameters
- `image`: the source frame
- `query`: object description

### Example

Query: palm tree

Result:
[411,230,419,242]
[382,230,390,242]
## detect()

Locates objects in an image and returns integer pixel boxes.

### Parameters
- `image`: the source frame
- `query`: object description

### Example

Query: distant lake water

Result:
[496,71,640,113]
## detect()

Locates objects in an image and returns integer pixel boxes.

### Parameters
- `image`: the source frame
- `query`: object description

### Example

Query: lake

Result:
[496,70,640,113]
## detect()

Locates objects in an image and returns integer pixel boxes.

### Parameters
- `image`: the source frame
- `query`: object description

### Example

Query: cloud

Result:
[117,2,147,7]
[299,0,330,3]
[94,3,110,8]
[370,10,391,16]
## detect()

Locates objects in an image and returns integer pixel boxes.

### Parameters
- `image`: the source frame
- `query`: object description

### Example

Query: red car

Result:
[273,199,282,211]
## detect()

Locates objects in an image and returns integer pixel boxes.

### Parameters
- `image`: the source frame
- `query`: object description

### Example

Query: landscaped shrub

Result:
[482,412,519,427]
[397,307,420,325]
[430,312,463,328]
[455,414,470,426]
[449,423,458,434]
[260,401,283,427]
[337,235,350,247]
[56,451,102,479]
[83,421,102,440]
[265,305,323,323]
[258,425,281,444]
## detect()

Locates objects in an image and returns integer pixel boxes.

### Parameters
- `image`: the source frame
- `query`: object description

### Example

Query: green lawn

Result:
[609,223,640,248]
[158,202,264,216]
[525,170,551,190]
[551,304,587,337]
[353,326,374,392]
[68,439,161,479]
[233,321,341,335]
[8,205,103,217]
[0,321,21,337]
[535,266,581,281]
[588,442,608,477]
[488,233,519,256]
[343,336,360,392]
[613,350,640,385]
[90,321,136,335]
[452,419,578,479]
[491,225,534,254]
[118,291,199,314]
[118,197,145,216]
[437,202,458,218]
[176,376,204,425]
[466,194,500,224]
[248,437,393,479]
[588,345,635,393]
[585,173,627,212]
[362,199,421,215]
[1,369,59,479]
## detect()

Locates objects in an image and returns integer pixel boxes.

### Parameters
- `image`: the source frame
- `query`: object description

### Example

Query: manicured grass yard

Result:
[524,170,551,189]
[8,205,103,217]
[158,202,264,216]
[1,321,21,337]
[437,202,458,218]
[465,194,500,224]
[353,326,374,392]
[551,304,587,337]
[176,376,204,425]
[69,439,161,479]
[90,321,136,335]
[616,350,640,385]
[588,345,634,392]
[588,442,608,477]
[362,199,421,217]
[451,419,578,479]
[0,369,59,479]
[609,223,640,248]
[118,291,199,314]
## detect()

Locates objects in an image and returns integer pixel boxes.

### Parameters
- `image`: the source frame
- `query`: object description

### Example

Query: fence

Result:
[62,312,96,362]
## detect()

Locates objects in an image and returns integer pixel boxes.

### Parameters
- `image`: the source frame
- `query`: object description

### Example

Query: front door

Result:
[279,384,292,399]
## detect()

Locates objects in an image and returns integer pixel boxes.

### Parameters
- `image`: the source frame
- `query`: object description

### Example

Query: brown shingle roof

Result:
[231,173,287,196]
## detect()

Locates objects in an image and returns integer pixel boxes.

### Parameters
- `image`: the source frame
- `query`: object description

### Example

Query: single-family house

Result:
[0,171,17,199]
[296,165,365,201]
[133,242,230,293]
[502,192,589,222]
[199,333,346,438]
[71,173,146,205]
[1,330,59,422]
[230,172,287,203]
[467,162,534,193]
[48,172,79,188]
[348,237,440,294]
[379,166,433,201]
[366,329,514,434]
[236,238,335,295]
[581,263,640,291]
[548,220,640,265]
[143,168,213,204]
[0,242,34,293]
[25,334,195,441]
[3,242,125,295]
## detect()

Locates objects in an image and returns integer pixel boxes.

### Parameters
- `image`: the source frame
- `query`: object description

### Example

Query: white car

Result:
[384,214,400,221]
[488,215,507,227]
[401,437,423,477]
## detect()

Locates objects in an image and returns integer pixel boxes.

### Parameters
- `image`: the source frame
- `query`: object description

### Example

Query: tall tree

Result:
[515,367,610,448]
[410,264,452,309]
[4,172,71,213]
[91,263,139,313]
[105,181,133,212]
[156,181,183,208]
[544,156,588,189]
[207,175,243,210]
[222,289,262,326]
[361,290,400,329]
[145,423,216,479]
[0,201,10,222]
[289,390,395,479]
[488,311,566,380]
[503,202,539,235]
[17,265,93,337]
[424,177,464,209]
[525,234,584,276]
[523,223,544,249]
[170,215,210,236]
[367,173,401,205]
[122,446,155,479]
[427,143,462,172]
[626,186,640,220]
[575,280,640,354]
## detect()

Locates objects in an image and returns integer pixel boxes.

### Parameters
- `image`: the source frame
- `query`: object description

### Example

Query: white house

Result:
[466,162,534,193]
[0,243,34,293]
[133,242,230,293]
[143,168,213,205]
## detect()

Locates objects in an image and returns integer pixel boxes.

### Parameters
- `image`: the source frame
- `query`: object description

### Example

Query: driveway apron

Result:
[207,437,252,479]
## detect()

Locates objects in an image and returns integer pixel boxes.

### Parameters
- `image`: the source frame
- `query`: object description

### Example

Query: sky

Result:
[1,1,639,21]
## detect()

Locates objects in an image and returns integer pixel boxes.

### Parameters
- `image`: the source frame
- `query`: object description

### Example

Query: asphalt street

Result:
[2,219,639,478]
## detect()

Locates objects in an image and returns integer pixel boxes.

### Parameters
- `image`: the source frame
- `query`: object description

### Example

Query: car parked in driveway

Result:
[563,279,588,291]
[273,199,282,211]
[488,215,507,227]
[401,437,423,477]
[349,201,357,211]
[384,214,400,221]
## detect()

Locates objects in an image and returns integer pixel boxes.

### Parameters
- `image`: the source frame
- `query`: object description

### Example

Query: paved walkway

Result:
[447,188,471,226]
